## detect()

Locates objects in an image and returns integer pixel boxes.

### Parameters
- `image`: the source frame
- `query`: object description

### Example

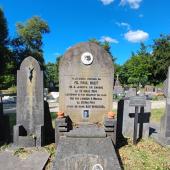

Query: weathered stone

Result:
[66,125,106,138]
[125,88,136,98]
[13,56,54,147]
[59,42,114,123]
[113,74,124,96]
[158,66,170,146]
[117,98,151,139]
[54,43,120,169]
[104,117,117,144]
[0,151,50,170]
[52,137,121,170]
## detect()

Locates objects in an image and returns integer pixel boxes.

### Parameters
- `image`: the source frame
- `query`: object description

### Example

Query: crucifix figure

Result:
[28,67,34,82]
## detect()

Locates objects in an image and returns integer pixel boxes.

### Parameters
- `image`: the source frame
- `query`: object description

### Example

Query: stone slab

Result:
[0,151,50,170]
[53,137,121,170]
[66,126,106,138]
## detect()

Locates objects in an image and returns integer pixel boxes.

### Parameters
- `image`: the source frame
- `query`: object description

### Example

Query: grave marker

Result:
[13,56,54,147]
[59,42,114,123]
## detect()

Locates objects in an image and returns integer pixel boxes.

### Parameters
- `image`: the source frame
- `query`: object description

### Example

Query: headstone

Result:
[144,85,155,92]
[0,94,10,143]
[117,96,151,141]
[158,66,170,145]
[13,56,54,147]
[129,96,146,144]
[54,43,121,169]
[59,42,114,123]
[113,74,124,96]
[125,88,136,98]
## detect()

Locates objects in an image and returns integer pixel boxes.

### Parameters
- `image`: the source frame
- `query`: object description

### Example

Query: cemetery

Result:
[0,1,170,170]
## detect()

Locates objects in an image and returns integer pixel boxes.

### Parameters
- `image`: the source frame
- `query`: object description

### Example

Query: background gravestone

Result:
[13,56,54,147]
[158,66,170,145]
[113,74,124,96]
[0,94,10,144]
[59,42,114,123]
[117,97,151,141]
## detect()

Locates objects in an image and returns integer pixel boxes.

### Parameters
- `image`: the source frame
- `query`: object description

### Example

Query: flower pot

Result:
[57,111,64,118]
[107,111,116,119]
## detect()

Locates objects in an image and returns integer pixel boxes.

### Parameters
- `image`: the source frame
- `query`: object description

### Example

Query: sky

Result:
[0,0,170,64]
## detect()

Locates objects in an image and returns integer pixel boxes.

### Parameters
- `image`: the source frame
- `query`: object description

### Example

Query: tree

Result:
[12,16,50,68]
[88,38,116,63]
[151,34,170,84]
[0,8,15,89]
[45,55,62,89]
[119,43,152,87]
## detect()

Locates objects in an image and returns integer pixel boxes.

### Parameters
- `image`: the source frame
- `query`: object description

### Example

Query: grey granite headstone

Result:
[13,56,54,147]
[125,88,136,98]
[113,74,124,96]
[117,98,151,139]
[158,66,170,146]
[59,42,114,123]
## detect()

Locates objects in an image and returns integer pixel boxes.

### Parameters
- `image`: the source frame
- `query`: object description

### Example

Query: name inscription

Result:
[64,77,108,110]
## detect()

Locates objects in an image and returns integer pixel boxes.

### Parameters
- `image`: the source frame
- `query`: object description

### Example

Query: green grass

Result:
[119,138,170,170]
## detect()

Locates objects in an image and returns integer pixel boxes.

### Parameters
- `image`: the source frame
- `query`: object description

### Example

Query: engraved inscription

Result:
[64,77,108,110]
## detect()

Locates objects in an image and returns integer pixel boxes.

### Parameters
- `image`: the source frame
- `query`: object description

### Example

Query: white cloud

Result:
[100,36,119,43]
[124,30,149,43]
[116,22,130,30]
[100,0,114,5]
[120,0,142,9]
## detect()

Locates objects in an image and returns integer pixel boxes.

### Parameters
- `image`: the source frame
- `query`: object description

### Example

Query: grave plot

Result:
[53,42,120,170]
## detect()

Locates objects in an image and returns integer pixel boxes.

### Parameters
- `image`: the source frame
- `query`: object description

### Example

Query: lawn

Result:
[119,138,170,170]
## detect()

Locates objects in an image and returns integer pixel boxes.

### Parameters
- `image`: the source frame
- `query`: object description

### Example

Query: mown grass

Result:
[119,138,170,170]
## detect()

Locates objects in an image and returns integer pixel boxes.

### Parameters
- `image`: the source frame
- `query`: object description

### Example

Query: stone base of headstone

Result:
[13,101,54,147]
[0,115,10,144]
[104,116,117,145]
[117,99,151,140]
[13,124,44,147]
[55,116,72,145]
[53,125,121,170]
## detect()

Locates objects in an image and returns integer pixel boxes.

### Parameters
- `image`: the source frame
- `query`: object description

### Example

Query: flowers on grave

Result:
[107,111,116,119]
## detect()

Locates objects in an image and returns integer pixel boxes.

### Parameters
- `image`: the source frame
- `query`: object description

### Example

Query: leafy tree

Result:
[0,8,15,88]
[45,55,62,89]
[151,34,170,84]
[12,16,50,68]
[89,38,116,63]
[119,43,152,87]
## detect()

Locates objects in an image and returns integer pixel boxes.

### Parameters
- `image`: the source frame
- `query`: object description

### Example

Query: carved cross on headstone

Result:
[27,67,34,82]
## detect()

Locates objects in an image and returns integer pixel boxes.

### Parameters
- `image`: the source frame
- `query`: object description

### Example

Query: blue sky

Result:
[0,0,170,64]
